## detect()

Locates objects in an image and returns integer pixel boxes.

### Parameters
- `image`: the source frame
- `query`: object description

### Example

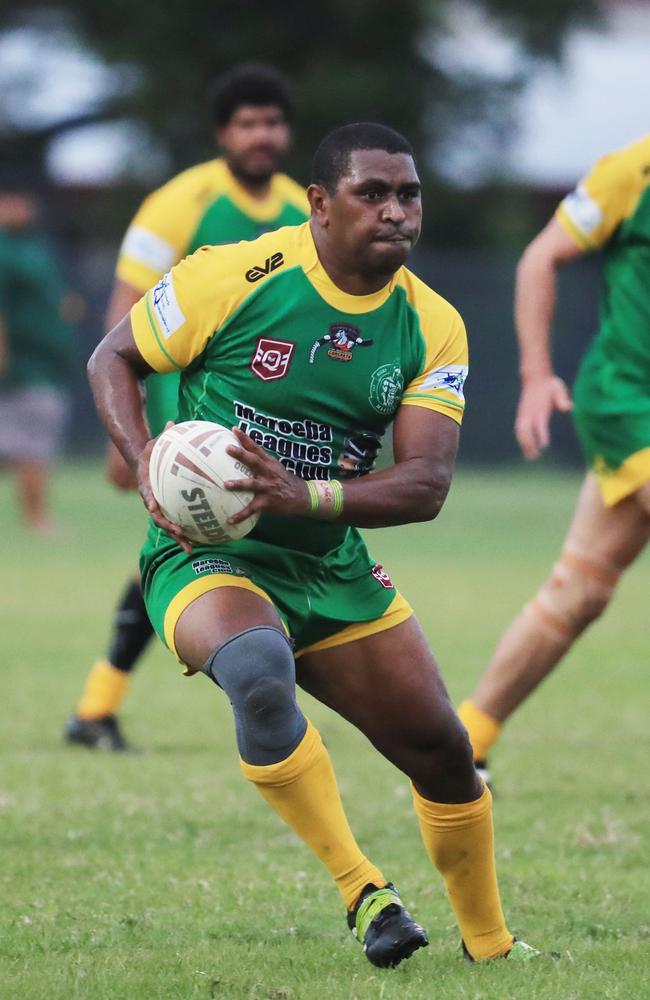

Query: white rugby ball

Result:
[149,420,259,544]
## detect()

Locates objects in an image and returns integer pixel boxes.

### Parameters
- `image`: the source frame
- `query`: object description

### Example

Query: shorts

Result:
[140,522,413,664]
[572,348,650,505]
[573,404,650,507]
[0,385,70,463]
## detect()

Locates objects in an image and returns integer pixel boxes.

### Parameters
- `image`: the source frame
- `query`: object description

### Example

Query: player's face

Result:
[218,105,291,183]
[319,150,422,276]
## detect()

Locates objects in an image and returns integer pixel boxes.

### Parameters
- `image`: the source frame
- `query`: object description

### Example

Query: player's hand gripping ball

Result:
[149,421,260,544]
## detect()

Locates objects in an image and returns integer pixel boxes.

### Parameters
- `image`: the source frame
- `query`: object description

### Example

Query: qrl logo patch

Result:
[371,564,394,590]
[250,338,295,382]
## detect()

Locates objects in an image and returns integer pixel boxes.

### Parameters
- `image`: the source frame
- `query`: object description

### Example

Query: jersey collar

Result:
[300,222,399,314]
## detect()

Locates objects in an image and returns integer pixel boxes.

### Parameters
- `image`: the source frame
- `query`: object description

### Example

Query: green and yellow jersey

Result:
[132,221,467,559]
[555,133,650,503]
[115,158,308,435]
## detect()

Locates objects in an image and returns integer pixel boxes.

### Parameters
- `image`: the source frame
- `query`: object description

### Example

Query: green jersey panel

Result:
[177,267,426,554]
[132,223,468,556]
[188,196,309,253]
[556,136,650,423]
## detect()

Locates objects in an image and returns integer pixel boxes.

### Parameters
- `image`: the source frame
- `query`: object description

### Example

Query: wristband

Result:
[306,480,320,513]
[305,479,344,519]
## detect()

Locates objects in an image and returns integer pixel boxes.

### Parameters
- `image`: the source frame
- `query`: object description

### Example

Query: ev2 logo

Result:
[245,251,285,282]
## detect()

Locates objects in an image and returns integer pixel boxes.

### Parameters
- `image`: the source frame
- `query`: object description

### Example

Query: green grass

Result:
[1,463,649,999]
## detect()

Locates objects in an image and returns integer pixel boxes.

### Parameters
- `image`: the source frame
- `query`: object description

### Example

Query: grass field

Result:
[1,463,649,1000]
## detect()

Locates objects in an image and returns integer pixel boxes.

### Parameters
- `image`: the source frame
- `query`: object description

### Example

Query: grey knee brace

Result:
[202,626,307,766]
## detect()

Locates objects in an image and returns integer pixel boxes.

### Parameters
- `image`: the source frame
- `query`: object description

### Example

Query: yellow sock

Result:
[76,659,130,719]
[412,784,513,960]
[458,700,502,761]
[240,720,385,909]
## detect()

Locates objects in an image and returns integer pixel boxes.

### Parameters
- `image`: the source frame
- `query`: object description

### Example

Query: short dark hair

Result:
[311,123,414,193]
[209,63,294,127]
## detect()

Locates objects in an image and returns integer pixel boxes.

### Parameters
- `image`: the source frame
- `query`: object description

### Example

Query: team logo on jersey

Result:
[369,361,404,414]
[420,363,468,401]
[250,337,295,381]
[245,251,285,282]
[371,564,395,590]
[151,272,186,339]
[309,324,373,364]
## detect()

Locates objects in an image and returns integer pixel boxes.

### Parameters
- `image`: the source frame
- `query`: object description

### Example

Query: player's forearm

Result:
[334,458,451,528]
[87,341,151,469]
[514,243,559,381]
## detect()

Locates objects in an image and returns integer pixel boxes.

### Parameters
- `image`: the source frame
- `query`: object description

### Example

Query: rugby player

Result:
[459,135,650,782]
[87,123,542,966]
[65,63,308,751]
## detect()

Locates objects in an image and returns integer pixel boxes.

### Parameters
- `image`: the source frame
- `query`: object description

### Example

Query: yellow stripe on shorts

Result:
[295,592,413,658]
[595,446,650,506]
[163,574,279,666]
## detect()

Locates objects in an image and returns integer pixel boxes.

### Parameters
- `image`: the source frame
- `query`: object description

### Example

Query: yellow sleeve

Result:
[116,164,214,292]
[556,141,647,251]
[130,226,304,373]
[399,275,468,425]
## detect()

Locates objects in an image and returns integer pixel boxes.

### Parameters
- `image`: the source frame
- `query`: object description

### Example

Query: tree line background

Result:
[1,0,601,463]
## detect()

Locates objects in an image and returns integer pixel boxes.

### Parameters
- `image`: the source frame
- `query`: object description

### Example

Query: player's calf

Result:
[403,708,480,803]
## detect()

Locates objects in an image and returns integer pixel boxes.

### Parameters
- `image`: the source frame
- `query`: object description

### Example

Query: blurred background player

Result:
[65,63,309,751]
[458,134,650,781]
[0,187,76,535]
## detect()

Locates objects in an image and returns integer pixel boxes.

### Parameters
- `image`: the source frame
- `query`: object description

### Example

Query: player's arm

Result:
[102,176,189,488]
[102,279,146,490]
[87,314,191,550]
[513,217,583,459]
[226,406,458,529]
[324,405,458,527]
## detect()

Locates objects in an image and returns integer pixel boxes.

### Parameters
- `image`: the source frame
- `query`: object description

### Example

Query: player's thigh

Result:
[174,586,284,672]
[564,472,650,569]
[297,616,455,750]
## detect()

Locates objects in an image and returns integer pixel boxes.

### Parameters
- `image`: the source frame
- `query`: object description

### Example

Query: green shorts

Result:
[573,358,650,506]
[140,522,412,664]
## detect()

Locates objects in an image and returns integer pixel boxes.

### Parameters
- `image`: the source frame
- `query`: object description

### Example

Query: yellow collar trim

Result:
[214,159,288,222]
[300,223,397,314]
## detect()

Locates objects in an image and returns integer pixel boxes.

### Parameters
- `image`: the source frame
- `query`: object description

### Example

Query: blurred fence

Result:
[64,236,601,466]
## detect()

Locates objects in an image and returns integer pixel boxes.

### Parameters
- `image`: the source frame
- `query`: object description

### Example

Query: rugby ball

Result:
[149,421,259,544]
